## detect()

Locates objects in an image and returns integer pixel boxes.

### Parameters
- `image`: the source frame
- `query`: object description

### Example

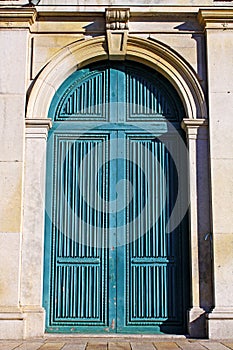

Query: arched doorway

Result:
[43,61,189,334]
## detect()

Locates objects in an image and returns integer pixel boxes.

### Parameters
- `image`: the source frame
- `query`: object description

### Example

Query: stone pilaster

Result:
[182,118,208,338]
[20,119,52,338]
[198,9,233,339]
[0,8,37,340]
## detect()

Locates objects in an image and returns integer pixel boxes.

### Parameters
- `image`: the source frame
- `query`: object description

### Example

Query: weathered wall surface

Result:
[199,10,233,338]
[29,11,207,88]
[0,3,232,339]
[0,27,29,337]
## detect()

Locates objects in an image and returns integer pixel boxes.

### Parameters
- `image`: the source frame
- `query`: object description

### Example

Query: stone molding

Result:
[0,306,45,339]
[208,307,233,319]
[25,118,52,139]
[26,36,207,122]
[181,118,208,139]
[0,8,37,28]
[106,8,130,60]
[207,308,233,339]
[198,9,233,29]
[126,36,207,119]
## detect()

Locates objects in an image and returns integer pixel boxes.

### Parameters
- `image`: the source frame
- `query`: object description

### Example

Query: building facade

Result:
[0,0,233,340]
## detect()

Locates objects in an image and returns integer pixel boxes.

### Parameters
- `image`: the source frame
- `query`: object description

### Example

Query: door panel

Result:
[45,134,110,330]
[55,69,109,121]
[127,138,171,323]
[116,135,183,333]
[44,63,188,334]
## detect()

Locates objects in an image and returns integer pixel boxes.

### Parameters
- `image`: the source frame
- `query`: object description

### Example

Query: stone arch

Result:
[26,35,207,121]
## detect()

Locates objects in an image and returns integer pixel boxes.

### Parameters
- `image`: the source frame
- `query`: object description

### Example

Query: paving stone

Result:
[108,342,131,350]
[0,338,233,350]
[131,342,155,350]
[153,342,179,349]
[62,344,86,350]
[14,342,44,350]
[86,342,107,350]
[200,342,231,350]
[38,343,65,350]
[175,341,207,350]
[0,343,22,350]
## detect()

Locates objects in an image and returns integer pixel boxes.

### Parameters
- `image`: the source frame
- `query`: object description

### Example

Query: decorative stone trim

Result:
[26,36,207,121]
[198,9,233,29]
[0,8,37,28]
[181,118,208,139]
[106,8,130,30]
[208,307,233,319]
[106,8,130,60]
[25,118,52,139]
[0,306,24,316]
[207,308,233,339]
[181,117,209,338]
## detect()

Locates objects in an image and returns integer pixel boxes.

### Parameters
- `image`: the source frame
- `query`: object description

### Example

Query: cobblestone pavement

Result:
[0,337,233,350]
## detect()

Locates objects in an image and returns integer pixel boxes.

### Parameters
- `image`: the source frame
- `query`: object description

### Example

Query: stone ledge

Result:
[25,119,52,139]
[0,312,24,320]
[25,118,52,129]
[0,7,36,27]
[207,308,233,319]
[198,8,233,29]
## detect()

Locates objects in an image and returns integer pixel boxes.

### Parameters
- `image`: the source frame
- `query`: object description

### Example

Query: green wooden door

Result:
[43,62,189,334]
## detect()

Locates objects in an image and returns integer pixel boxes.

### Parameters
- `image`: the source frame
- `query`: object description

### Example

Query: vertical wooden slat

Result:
[132,142,136,256]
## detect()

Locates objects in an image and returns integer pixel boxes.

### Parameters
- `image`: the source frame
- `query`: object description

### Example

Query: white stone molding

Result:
[198,9,233,30]
[0,8,37,28]
[25,119,52,139]
[26,35,207,123]
[20,118,52,338]
[106,8,130,60]
[181,118,208,338]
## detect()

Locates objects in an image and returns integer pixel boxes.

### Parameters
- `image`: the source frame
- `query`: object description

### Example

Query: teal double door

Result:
[43,62,189,334]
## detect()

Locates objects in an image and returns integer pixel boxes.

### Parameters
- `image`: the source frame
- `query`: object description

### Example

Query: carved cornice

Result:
[181,118,208,140]
[0,8,37,27]
[198,9,233,29]
[182,118,208,128]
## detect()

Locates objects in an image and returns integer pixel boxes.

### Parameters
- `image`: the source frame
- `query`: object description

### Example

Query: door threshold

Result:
[45,333,187,339]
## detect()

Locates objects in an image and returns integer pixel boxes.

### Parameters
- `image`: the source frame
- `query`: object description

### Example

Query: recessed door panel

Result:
[43,62,189,334]
[44,134,109,331]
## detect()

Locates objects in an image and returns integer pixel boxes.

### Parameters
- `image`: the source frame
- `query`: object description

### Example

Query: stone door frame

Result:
[22,35,208,338]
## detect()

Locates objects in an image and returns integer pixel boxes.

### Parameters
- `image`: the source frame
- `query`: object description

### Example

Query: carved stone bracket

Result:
[105,8,130,60]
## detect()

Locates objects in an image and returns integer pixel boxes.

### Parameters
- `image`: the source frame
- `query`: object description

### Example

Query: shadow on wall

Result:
[174,21,207,91]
